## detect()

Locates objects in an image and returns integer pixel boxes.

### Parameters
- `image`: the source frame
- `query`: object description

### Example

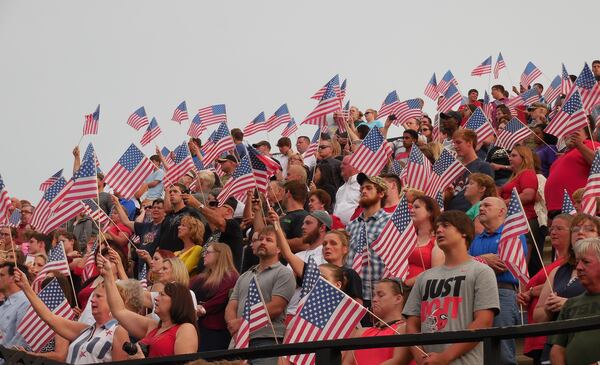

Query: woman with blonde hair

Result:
[175,216,205,274]
[190,243,239,351]
[500,145,542,276]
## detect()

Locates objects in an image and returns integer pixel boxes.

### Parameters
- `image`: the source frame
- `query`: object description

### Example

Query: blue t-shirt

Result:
[144,168,165,199]
[469,224,527,285]
[357,120,384,129]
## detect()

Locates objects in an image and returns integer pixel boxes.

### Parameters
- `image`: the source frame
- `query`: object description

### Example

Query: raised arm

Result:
[269,208,305,277]
[72,146,81,175]
[185,194,226,232]
[110,195,135,231]
[13,270,87,342]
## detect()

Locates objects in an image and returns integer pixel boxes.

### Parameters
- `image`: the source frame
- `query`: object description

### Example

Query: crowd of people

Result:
[2,62,600,365]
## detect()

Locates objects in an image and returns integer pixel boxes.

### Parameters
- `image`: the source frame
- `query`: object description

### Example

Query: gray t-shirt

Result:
[230,262,296,340]
[403,259,500,365]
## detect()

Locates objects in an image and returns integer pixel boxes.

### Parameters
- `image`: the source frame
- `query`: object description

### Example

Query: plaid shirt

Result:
[345,208,391,301]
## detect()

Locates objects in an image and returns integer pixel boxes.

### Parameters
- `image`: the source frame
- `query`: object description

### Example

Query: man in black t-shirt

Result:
[279,180,309,240]
[156,183,203,252]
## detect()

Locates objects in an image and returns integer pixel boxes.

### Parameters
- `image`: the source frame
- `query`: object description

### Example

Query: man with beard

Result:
[345,173,391,320]
[225,226,295,365]
[157,183,203,252]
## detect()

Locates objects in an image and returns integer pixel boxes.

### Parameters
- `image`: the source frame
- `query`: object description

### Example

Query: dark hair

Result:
[413,196,441,229]
[468,88,478,95]
[421,115,432,125]
[150,155,161,163]
[403,129,419,141]
[491,84,505,93]
[230,128,244,141]
[356,125,370,139]
[277,137,291,148]
[170,182,189,194]
[314,162,336,187]
[533,83,544,92]
[152,198,165,207]
[0,262,29,277]
[592,60,600,66]
[435,211,475,246]
[310,189,332,212]
[319,263,347,290]
[31,232,52,253]
[298,136,310,144]
[164,282,197,327]
[57,230,77,246]
[380,174,401,193]
[284,180,308,203]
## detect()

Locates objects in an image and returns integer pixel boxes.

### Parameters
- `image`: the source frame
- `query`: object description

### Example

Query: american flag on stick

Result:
[82,199,110,228]
[437,83,462,113]
[561,63,574,95]
[544,89,588,139]
[0,174,12,224]
[377,90,400,120]
[302,84,342,127]
[544,75,562,105]
[217,155,256,205]
[498,188,530,285]
[351,225,369,273]
[247,146,279,194]
[42,200,84,235]
[171,101,189,123]
[140,117,162,147]
[495,117,532,151]
[471,56,492,76]
[161,147,174,168]
[187,113,206,138]
[573,63,600,112]
[482,91,493,121]
[138,262,148,290]
[39,169,63,192]
[8,209,21,228]
[299,256,320,299]
[302,127,321,161]
[464,107,496,146]
[348,126,392,176]
[284,277,367,365]
[400,145,431,192]
[371,196,418,280]
[427,148,467,196]
[32,242,71,292]
[493,52,506,79]
[197,104,227,127]
[281,118,299,138]
[17,278,75,352]
[424,73,438,100]
[163,142,196,186]
[506,88,540,108]
[339,78,347,101]
[201,122,235,164]
[127,106,149,130]
[562,189,577,215]
[82,240,98,282]
[83,104,100,136]
[30,177,68,231]
[437,70,458,95]
[234,276,270,349]
[104,144,155,199]
[243,112,267,137]
[520,62,542,88]
[311,74,341,100]
[581,149,600,215]
[50,145,99,208]
[393,99,424,125]
[267,104,292,132]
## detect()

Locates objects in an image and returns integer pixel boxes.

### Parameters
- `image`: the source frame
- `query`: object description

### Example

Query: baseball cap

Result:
[356,173,388,192]
[217,155,237,163]
[252,140,271,149]
[223,197,238,211]
[309,210,332,230]
[440,110,463,124]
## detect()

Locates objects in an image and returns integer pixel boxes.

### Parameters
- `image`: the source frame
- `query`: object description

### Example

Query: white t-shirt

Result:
[334,174,360,225]
[286,245,325,316]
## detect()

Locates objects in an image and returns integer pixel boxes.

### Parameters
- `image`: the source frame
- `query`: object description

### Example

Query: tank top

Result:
[67,319,119,364]
[353,321,408,365]
[553,264,585,299]
[406,237,435,280]
[139,324,181,358]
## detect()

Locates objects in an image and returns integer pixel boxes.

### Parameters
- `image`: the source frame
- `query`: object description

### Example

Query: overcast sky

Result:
[1,0,598,201]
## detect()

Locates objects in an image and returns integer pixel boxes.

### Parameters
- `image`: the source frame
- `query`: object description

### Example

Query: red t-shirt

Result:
[545,140,600,211]
[501,170,538,220]
[406,237,435,280]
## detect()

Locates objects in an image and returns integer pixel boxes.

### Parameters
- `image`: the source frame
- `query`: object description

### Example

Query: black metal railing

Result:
[2,316,600,365]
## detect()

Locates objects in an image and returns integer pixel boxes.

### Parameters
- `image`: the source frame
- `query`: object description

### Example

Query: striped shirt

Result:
[67,319,119,364]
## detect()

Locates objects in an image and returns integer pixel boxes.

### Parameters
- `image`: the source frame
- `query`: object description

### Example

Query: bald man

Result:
[469,197,527,365]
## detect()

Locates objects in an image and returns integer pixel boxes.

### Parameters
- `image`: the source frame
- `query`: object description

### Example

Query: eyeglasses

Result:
[208,201,219,207]
[144,206,152,210]
[364,111,372,116]
[21,211,33,214]
[203,250,218,256]
[549,226,568,232]
[318,145,331,150]
[571,225,597,233]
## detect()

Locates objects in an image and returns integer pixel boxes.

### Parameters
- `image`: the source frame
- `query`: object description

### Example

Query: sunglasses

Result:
[208,201,219,207]
[318,145,331,150]
[421,128,430,132]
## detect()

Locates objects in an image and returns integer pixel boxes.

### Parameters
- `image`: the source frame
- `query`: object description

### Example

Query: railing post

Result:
[483,336,503,365]
[315,347,341,365]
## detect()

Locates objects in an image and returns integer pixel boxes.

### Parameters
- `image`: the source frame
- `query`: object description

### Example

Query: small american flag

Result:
[352,225,369,272]
[377,90,400,120]
[50,145,99,208]
[493,52,506,79]
[83,143,101,172]
[32,242,71,292]
[140,117,162,146]
[39,169,63,192]
[82,240,97,282]
[281,118,299,138]
[574,62,600,112]
[302,127,321,160]
[427,149,467,196]
[437,70,458,95]
[171,101,189,123]
[285,277,366,365]
[234,276,269,349]
[498,189,530,285]
[311,74,340,100]
[300,256,320,299]
[163,142,196,186]
[581,150,600,215]
[187,112,206,138]
[562,189,577,215]
[482,91,493,121]
[544,75,562,105]
[371,196,418,279]
[31,177,67,231]
[507,88,540,108]
[201,122,235,164]
[348,126,392,176]
[247,146,278,194]
[8,209,21,228]
[17,279,75,352]
[217,155,255,204]
[127,106,149,130]
[161,147,174,167]
[400,145,431,192]
[302,84,342,126]
[544,89,588,139]
[389,159,403,176]
[495,117,532,151]
[521,61,542,88]
[42,201,84,235]
[83,104,100,136]
[82,199,110,228]
[197,104,227,127]
[471,56,492,76]
[436,191,445,212]
[424,73,438,100]
[464,108,495,146]
[138,263,148,289]
[267,104,292,132]
[393,99,424,125]
[437,83,462,113]
[561,63,574,96]
[0,174,11,224]
[104,144,155,199]
[339,78,347,101]
[243,112,268,137]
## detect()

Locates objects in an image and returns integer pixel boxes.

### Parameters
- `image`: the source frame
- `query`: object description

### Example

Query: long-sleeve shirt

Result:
[0,290,29,348]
